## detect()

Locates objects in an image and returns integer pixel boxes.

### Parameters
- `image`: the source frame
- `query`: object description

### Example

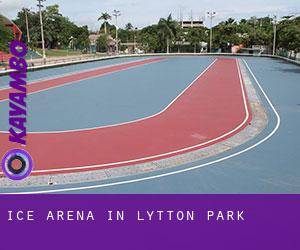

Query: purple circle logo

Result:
[1,149,33,180]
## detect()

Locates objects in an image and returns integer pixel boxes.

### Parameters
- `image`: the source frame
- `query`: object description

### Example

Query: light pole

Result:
[207,11,216,52]
[134,27,138,53]
[24,8,31,44]
[253,17,257,42]
[272,15,277,56]
[113,9,121,54]
[37,0,46,64]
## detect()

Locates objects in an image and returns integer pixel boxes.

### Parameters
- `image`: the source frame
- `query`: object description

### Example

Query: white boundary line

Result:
[29,58,249,173]
[0,59,218,175]
[25,58,217,134]
[1,58,250,175]
[0,58,215,134]
[1,58,281,194]
[0,58,163,102]
[0,57,166,133]
[1,52,298,77]
[0,57,149,90]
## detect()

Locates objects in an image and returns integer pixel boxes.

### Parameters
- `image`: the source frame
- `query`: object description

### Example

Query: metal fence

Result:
[1,52,299,76]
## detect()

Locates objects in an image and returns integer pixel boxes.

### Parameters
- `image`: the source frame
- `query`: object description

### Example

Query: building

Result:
[120,42,143,54]
[89,33,117,53]
[181,20,204,29]
[240,45,269,55]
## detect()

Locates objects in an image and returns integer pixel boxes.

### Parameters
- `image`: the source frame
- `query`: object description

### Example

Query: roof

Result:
[89,34,116,46]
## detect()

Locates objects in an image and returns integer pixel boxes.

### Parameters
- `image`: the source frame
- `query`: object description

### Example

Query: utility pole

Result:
[134,27,138,54]
[253,17,257,42]
[179,7,183,27]
[272,15,277,56]
[37,0,46,64]
[113,10,121,54]
[207,11,216,52]
[24,8,31,44]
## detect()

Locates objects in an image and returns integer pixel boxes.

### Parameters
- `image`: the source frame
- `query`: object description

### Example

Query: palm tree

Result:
[125,23,133,31]
[98,12,111,34]
[158,14,178,53]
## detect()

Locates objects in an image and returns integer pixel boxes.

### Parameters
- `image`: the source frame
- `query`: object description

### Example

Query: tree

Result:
[118,23,136,44]
[277,16,300,53]
[139,25,160,52]
[43,5,63,48]
[59,16,78,48]
[157,14,178,53]
[0,18,13,52]
[187,27,207,53]
[98,12,111,34]
[211,16,274,51]
[118,28,133,43]
[14,8,37,46]
[125,23,133,30]
[73,25,90,51]
[96,34,109,52]
[213,18,242,52]
[14,5,90,51]
[9,8,300,56]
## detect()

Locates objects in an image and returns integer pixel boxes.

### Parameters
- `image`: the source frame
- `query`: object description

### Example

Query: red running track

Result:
[0,57,165,101]
[0,58,252,175]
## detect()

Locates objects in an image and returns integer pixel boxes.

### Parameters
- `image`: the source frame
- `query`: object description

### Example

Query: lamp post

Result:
[272,15,277,56]
[24,7,33,65]
[37,0,46,64]
[207,11,216,52]
[134,27,138,53]
[24,8,31,44]
[113,10,121,54]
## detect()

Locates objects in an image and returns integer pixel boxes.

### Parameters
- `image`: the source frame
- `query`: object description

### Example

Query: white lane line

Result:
[0,57,150,90]
[28,58,250,174]
[0,59,215,135]
[0,59,273,194]
[1,58,280,194]
[0,59,217,175]
[0,58,164,106]
[0,57,166,135]
[4,58,215,134]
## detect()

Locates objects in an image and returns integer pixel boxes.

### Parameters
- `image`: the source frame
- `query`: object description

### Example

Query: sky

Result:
[0,0,299,31]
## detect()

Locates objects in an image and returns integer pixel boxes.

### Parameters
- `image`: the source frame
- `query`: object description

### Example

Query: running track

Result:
[0,57,250,175]
[0,57,164,101]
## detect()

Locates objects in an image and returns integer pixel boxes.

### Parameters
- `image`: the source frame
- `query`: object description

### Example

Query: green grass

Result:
[36,49,82,57]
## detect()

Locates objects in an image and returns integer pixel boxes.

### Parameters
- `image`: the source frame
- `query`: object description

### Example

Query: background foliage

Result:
[1,5,299,55]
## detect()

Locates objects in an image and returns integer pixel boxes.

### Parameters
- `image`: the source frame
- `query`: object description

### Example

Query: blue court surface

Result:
[0,55,299,194]
[0,56,214,131]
